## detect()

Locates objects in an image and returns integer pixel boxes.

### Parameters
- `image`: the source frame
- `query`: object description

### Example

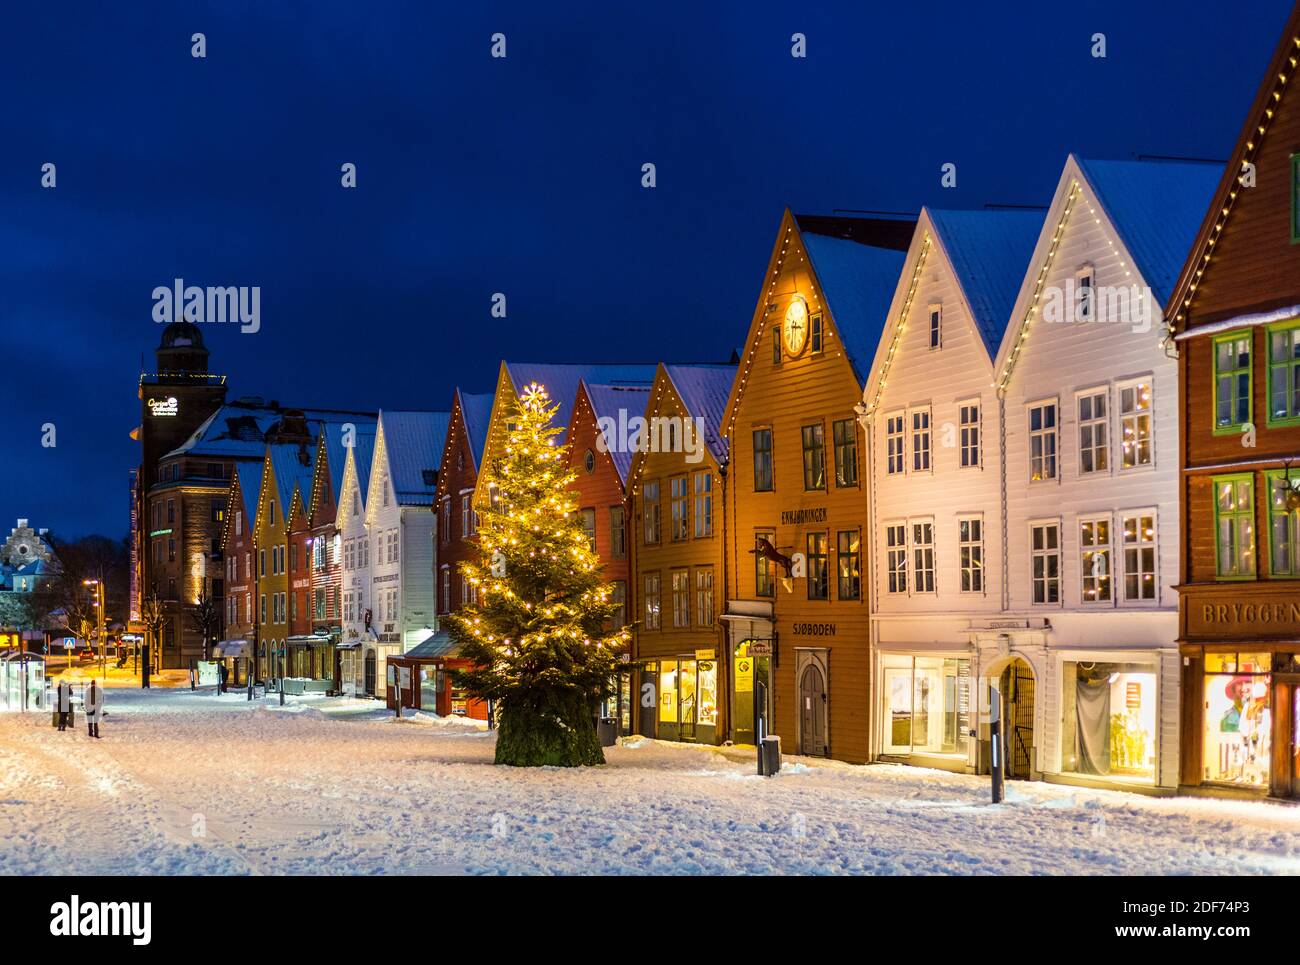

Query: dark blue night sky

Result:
[0,0,1290,538]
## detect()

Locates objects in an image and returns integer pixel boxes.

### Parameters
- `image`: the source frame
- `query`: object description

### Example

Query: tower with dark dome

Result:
[155,320,211,375]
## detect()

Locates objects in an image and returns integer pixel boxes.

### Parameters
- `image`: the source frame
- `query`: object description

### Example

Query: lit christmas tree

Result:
[447,383,629,766]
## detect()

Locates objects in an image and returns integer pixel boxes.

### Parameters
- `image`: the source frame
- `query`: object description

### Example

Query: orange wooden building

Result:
[722,210,912,762]
[1168,3,1300,798]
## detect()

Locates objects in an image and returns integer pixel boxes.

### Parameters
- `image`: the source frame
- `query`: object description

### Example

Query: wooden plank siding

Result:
[723,211,875,764]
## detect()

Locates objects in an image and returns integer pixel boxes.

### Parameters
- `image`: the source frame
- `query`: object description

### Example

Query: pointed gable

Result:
[502,362,657,443]
[458,390,495,471]
[663,363,736,464]
[375,410,450,506]
[927,208,1044,355]
[580,382,652,484]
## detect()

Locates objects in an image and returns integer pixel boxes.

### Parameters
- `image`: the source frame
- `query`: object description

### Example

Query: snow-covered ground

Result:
[2,686,1299,875]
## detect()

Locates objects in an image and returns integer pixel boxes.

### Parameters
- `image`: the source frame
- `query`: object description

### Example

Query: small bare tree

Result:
[140,585,167,680]
[189,586,219,661]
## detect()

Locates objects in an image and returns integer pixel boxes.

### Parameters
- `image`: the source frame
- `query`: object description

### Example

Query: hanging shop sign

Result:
[746,640,773,656]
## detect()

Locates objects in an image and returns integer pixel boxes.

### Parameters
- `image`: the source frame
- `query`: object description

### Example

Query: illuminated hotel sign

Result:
[148,396,179,417]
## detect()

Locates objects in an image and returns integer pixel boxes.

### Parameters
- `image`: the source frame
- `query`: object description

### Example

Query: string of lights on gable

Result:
[864,234,931,417]
[1174,34,1297,330]
[724,221,824,438]
[996,181,1080,392]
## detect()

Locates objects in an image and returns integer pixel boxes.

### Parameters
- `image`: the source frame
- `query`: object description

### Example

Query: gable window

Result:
[772,327,782,364]
[911,521,935,593]
[1078,389,1108,474]
[810,312,823,354]
[1119,380,1154,469]
[1214,475,1255,579]
[958,403,980,469]
[441,569,451,612]
[836,530,860,601]
[754,531,776,598]
[643,480,661,544]
[672,569,691,628]
[833,418,858,487]
[670,476,689,541]
[1075,266,1095,322]
[461,495,474,537]
[268,500,274,526]
[806,533,829,600]
[693,471,712,537]
[1031,522,1061,604]
[1268,322,1300,425]
[1122,513,1157,601]
[910,409,931,472]
[959,517,983,593]
[885,414,904,475]
[580,508,596,551]
[644,572,661,630]
[752,428,773,492]
[928,305,942,349]
[886,523,907,594]
[695,567,714,626]
[1214,332,1252,431]
[1080,517,1113,603]
[352,491,360,516]
[610,506,626,558]
[1268,472,1300,577]
[801,423,825,490]
[1029,401,1057,481]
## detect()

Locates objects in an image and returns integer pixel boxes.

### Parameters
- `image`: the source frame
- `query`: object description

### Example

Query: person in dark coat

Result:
[55,679,72,731]
[219,660,229,694]
[84,680,103,738]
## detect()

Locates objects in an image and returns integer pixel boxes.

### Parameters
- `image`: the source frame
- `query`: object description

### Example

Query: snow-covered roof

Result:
[232,462,262,519]
[799,232,908,386]
[582,382,652,484]
[503,363,657,442]
[927,208,1044,356]
[380,411,451,505]
[321,417,378,506]
[1075,157,1221,307]
[402,629,461,659]
[457,390,495,471]
[268,442,317,518]
[663,363,736,464]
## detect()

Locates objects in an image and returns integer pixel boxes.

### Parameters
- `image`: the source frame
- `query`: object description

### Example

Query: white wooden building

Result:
[985,155,1218,791]
[862,207,1042,773]
[335,428,376,696]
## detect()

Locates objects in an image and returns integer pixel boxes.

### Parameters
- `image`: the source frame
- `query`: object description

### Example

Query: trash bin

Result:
[595,716,619,747]
[758,735,782,776]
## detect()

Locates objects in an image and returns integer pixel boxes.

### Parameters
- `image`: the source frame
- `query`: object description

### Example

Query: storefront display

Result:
[1059,660,1156,780]
[1203,651,1271,788]
[730,641,771,746]
[644,655,719,744]
[880,655,970,758]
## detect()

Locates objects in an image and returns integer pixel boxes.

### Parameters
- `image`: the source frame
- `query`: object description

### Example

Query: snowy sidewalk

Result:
[2,687,1298,875]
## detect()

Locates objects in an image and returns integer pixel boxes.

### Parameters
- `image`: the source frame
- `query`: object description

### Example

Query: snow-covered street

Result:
[3,687,1300,875]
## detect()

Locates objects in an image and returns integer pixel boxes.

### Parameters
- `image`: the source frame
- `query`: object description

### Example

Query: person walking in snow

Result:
[55,679,72,731]
[84,679,103,739]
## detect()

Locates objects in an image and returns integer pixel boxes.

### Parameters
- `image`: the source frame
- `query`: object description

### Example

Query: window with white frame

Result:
[886,414,905,475]
[886,523,907,594]
[1078,389,1108,474]
[1119,379,1154,470]
[959,517,983,593]
[1028,401,1057,481]
[959,402,980,468]
[1075,266,1095,322]
[1030,521,1060,604]
[441,569,451,612]
[462,494,474,536]
[928,305,942,350]
[911,520,935,593]
[1122,513,1157,602]
[910,409,931,472]
[1080,516,1113,603]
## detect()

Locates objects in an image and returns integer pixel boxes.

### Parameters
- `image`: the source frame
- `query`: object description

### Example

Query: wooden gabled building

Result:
[627,363,735,744]
[1167,3,1300,797]
[722,209,911,763]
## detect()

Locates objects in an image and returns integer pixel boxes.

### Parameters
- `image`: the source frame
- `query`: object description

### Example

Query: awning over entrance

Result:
[400,630,462,661]
[286,635,328,647]
[213,639,251,658]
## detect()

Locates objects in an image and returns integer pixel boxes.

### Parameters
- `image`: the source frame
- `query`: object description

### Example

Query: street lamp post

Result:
[82,579,105,682]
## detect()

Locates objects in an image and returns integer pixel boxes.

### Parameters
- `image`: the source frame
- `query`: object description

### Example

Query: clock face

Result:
[783,297,809,355]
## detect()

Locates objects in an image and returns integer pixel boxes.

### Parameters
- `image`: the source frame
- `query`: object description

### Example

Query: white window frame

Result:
[1120,509,1159,605]
[1075,265,1095,323]
[909,518,936,594]
[1029,519,1062,607]
[909,407,932,474]
[884,521,908,594]
[1117,375,1155,472]
[1079,514,1115,606]
[958,399,981,469]
[928,303,942,350]
[885,412,905,476]
[1076,385,1110,476]
[958,515,984,594]
[1028,398,1058,482]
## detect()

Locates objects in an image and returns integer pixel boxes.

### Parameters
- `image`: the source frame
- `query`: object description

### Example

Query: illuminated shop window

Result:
[881,655,970,757]
[1203,652,1272,788]
[1060,661,1156,780]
